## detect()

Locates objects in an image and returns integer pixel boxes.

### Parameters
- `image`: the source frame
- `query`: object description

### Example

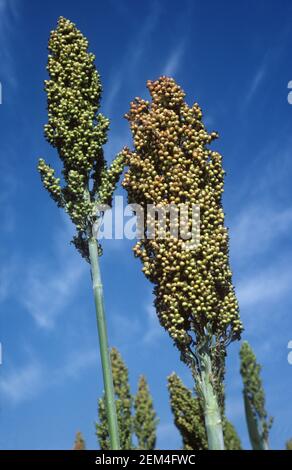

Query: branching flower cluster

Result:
[38,17,124,260]
[122,77,242,358]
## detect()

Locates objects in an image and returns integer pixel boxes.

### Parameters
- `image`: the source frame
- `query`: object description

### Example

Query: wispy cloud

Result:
[111,295,163,347]
[244,65,266,109]
[242,29,289,111]
[254,139,292,198]
[0,170,18,233]
[162,39,186,77]
[0,348,97,405]
[229,134,292,265]
[237,262,292,309]
[0,0,20,89]
[21,221,86,329]
[0,261,15,302]
[143,301,163,344]
[111,311,142,347]
[104,3,161,114]
[52,348,97,382]
[0,362,42,404]
[230,204,292,264]
[22,258,85,329]
[230,167,292,336]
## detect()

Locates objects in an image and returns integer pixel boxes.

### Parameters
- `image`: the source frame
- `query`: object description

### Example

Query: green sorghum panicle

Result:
[96,348,133,450]
[168,372,207,450]
[240,341,273,446]
[38,16,125,258]
[134,376,158,450]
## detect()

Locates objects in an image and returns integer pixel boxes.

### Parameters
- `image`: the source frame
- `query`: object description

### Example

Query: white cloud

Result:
[143,301,163,344]
[110,296,163,347]
[237,262,292,309]
[0,362,42,404]
[104,79,124,118]
[21,221,86,329]
[0,0,20,89]
[242,32,288,111]
[0,348,98,405]
[255,142,292,197]
[111,311,142,347]
[244,65,266,108]
[162,40,186,77]
[0,261,15,302]
[230,174,292,332]
[22,258,85,329]
[53,348,97,382]
[230,204,292,263]
[0,170,18,233]
[104,3,161,114]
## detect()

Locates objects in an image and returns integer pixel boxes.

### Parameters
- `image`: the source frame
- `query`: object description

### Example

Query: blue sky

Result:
[0,0,292,450]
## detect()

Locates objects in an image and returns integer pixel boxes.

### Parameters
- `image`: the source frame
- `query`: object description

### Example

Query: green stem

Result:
[88,237,120,450]
[243,391,268,450]
[261,419,270,450]
[197,348,225,450]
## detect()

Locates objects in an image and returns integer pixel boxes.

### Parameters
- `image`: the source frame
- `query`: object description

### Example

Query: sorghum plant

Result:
[96,348,132,450]
[240,341,273,450]
[122,77,242,449]
[96,348,158,450]
[134,376,158,450]
[168,373,241,450]
[38,17,124,449]
[168,373,207,450]
[73,431,86,450]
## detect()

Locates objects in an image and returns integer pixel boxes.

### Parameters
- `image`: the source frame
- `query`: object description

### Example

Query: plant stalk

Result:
[197,347,225,450]
[88,236,120,450]
[243,391,269,450]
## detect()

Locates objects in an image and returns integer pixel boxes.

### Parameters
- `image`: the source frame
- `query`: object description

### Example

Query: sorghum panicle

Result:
[38,17,124,259]
[122,77,242,355]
